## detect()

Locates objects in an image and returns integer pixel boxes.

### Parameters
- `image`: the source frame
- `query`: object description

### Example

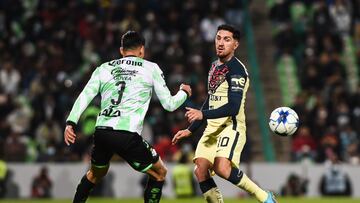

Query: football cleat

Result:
[264,191,277,203]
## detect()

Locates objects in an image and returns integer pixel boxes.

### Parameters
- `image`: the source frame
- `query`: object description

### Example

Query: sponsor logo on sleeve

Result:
[231,75,246,92]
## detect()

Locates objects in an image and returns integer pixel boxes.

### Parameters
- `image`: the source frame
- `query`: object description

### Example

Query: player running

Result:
[172,24,277,203]
[64,31,191,203]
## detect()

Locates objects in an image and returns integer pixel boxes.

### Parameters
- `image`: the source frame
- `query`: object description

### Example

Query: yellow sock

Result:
[203,187,224,203]
[237,173,268,202]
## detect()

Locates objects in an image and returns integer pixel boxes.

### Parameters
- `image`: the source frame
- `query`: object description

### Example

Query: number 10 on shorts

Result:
[218,136,230,147]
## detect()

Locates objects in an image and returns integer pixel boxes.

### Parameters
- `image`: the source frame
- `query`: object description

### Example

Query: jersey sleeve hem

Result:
[66,120,77,129]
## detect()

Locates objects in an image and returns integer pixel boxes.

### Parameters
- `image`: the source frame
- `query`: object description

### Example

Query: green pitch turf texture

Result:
[0,198,359,203]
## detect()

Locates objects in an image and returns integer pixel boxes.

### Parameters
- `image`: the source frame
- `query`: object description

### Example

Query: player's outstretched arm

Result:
[172,129,191,144]
[153,65,191,111]
[66,68,100,125]
[65,68,100,145]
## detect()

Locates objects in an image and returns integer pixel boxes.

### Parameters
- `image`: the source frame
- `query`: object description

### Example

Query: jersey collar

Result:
[124,55,138,58]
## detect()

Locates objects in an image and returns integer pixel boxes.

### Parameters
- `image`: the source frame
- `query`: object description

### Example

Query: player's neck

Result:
[123,53,140,58]
[122,49,142,58]
[218,53,234,64]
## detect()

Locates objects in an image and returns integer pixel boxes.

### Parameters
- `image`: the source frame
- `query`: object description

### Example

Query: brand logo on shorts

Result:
[132,162,140,168]
[151,148,157,157]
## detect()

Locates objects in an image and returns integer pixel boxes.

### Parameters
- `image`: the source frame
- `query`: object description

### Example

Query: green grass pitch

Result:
[0,198,359,203]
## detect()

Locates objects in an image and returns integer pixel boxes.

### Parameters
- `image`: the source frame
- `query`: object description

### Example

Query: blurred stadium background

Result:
[0,0,360,202]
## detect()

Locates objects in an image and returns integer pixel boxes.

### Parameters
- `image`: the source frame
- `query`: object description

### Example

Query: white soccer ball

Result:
[269,107,299,136]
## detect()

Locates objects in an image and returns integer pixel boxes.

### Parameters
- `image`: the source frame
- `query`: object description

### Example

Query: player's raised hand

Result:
[64,125,77,146]
[172,129,191,144]
[180,83,192,97]
[185,107,203,123]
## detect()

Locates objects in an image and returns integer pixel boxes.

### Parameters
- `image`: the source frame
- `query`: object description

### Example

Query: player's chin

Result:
[216,52,227,58]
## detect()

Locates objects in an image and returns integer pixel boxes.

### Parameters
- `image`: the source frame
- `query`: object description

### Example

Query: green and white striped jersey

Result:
[67,56,187,134]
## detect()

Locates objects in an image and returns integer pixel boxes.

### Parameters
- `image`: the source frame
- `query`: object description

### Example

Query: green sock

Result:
[144,178,164,203]
[73,175,95,203]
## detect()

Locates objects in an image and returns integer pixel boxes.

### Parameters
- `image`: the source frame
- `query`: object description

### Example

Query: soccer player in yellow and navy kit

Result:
[172,24,277,203]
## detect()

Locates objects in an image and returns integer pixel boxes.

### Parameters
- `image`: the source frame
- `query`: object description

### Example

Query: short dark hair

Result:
[121,31,145,50]
[217,24,241,41]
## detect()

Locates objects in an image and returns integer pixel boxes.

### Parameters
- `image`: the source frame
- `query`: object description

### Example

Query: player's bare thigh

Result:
[193,157,213,181]
[193,128,219,165]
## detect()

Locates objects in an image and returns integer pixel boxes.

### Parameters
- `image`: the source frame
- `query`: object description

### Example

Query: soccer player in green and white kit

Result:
[64,31,192,203]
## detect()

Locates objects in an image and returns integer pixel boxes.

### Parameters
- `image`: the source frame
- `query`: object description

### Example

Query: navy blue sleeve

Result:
[188,96,209,133]
[202,63,247,119]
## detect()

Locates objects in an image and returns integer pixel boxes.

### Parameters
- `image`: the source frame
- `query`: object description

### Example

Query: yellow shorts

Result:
[194,125,246,167]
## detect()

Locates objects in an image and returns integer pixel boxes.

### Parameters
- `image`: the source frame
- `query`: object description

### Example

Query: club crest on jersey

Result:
[208,64,229,94]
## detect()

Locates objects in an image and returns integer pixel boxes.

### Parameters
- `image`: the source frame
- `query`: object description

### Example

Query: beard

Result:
[217,51,230,60]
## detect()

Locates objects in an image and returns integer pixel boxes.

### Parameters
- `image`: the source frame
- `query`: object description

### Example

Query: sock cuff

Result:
[147,178,165,188]
[81,175,95,188]
[227,167,243,185]
[199,178,217,193]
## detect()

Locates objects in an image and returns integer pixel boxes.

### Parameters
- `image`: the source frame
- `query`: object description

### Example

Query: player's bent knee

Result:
[157,166,167,181]
[194,164,210,180]
[149,165,167,182]
[213,158,232,179]
[87,170,99,183]
[213,165,229,179]
[87,166,109,184]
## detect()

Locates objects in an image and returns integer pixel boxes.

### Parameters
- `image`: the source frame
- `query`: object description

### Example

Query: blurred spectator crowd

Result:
[0,0,245,163]
[3,0,358,165]
[269,0,360,164]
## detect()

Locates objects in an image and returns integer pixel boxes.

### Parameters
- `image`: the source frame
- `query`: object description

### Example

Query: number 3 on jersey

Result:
[111,81,126,105]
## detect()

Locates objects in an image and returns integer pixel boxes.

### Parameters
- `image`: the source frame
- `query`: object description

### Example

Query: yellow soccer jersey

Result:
[203,56,249,132]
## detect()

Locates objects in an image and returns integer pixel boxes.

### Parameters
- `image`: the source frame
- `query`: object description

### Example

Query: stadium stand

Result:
[0,0,252,163]
[268,0,360,164]
[0,0,358,166]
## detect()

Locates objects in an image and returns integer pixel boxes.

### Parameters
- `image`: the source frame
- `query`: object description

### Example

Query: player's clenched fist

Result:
[180,83,192,97]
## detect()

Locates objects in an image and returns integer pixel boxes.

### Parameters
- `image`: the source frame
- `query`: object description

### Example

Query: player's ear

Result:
[234,40,239,50]
[140,46,145,58]
[119,47,124,56]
